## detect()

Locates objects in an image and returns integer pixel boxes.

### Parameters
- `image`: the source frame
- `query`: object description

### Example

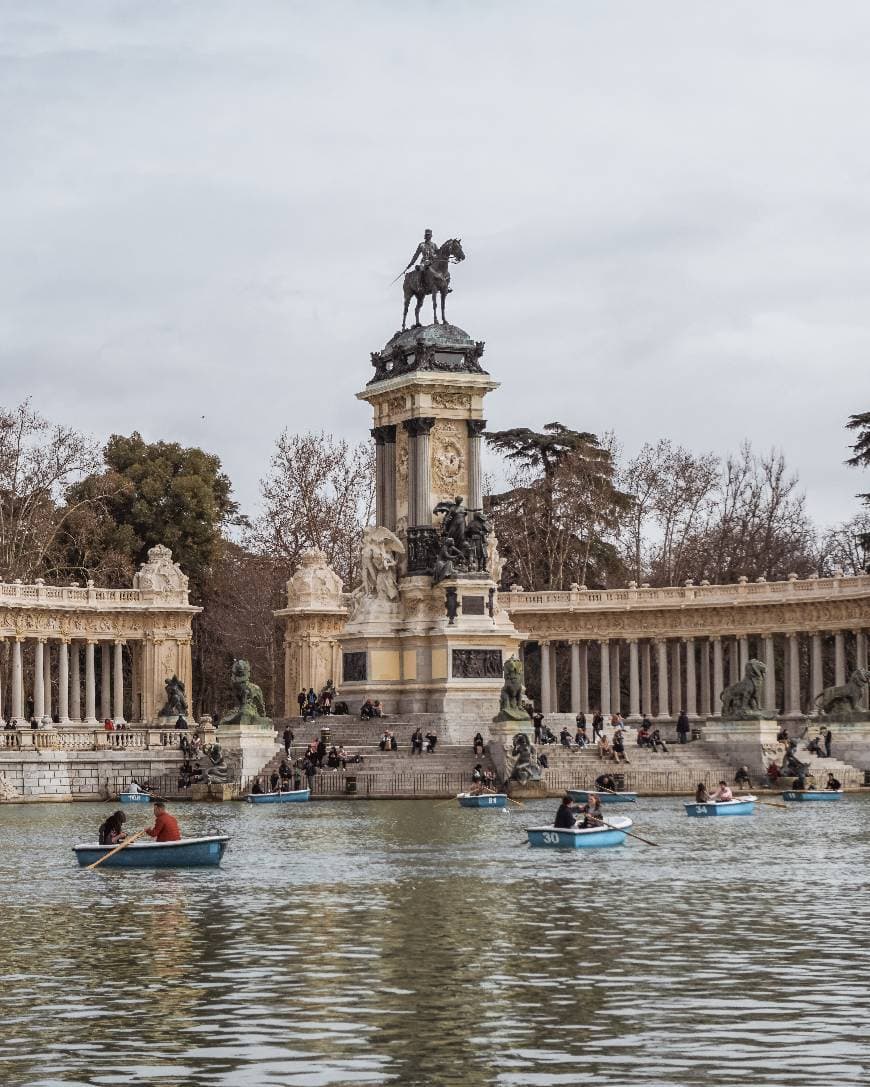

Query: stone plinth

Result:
[701,718,780,778]
[216,723,277,782]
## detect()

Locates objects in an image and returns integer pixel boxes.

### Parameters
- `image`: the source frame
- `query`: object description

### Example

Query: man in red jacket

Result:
[145,800,181,842]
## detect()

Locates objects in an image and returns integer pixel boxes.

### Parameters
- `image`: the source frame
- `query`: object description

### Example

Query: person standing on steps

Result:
[676,710,690,744]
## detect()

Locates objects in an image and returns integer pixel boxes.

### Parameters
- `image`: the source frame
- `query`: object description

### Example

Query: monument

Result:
[334,231,525,738]
[216,659,276,780]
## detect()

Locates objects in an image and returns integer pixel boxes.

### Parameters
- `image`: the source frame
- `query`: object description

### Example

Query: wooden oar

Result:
[592,785,636,801]
[599,819,659,847]
[86,828,147,870]
[754,797,789,809]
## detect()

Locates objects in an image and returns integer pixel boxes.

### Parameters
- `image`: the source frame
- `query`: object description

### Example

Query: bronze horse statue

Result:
[402,238,465,330]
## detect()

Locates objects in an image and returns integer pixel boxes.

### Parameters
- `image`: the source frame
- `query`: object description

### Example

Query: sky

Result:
[1,0,868,529]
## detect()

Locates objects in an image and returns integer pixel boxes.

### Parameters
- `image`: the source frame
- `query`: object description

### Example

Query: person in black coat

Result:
[554,795,579,828]
[676,711,690,744]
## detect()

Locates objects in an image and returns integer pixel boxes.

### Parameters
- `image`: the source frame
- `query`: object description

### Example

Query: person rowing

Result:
[710,781,733,802]
[580,794,603,827]
[826,772,842,792]
[145,799,181,842]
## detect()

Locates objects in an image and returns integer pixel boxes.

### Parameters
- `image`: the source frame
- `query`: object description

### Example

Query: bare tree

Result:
[0,401,104,581]
[619,440,720,585]
[250,431,375,588]
[818,512,870,575]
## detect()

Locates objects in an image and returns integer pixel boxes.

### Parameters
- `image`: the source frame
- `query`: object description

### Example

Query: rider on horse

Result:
[405,228,450,294]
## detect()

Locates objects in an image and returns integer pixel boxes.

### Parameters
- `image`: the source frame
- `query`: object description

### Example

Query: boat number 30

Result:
[541,831,560,843]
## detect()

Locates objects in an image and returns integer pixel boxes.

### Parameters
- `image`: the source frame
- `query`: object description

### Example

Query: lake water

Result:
[1,795,868,1087]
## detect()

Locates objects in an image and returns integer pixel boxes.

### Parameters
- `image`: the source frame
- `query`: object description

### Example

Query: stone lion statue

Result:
[815,668,870,718]
[219,659,268,727]
[510,732,542,783]
[494,657,531,723]
[720,659,767,719]
[158,674,188,717]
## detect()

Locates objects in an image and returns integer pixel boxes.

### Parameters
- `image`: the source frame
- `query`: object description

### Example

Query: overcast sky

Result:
[2,1,868,528]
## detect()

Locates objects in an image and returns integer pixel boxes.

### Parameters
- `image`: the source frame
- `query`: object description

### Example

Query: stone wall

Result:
[0,749,185,802]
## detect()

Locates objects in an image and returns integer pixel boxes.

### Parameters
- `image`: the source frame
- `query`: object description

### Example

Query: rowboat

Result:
[781,789,844,802]
[527,815,632,849]
[684,795,756,817]
[118,791,151,804]
[568,789,638,804]
[245,788,310,804]
[457,792,507,808]
[74,835,229,869]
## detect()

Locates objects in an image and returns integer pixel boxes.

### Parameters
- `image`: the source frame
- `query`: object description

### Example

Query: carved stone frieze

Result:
[432,389,472,411]
[430,419,466,494]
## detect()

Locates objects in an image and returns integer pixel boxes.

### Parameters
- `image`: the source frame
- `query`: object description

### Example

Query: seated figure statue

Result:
[159,675,188,718]
[510,732,542,783]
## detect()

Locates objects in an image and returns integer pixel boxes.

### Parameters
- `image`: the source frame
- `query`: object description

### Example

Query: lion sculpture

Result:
[720,659,767,719]
[219,659,269,728]
[494,657,531,723]
[815,668,870,718]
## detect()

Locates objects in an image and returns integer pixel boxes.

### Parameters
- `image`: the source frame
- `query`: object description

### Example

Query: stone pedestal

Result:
[215,723,277,783]
[701,718,780,778]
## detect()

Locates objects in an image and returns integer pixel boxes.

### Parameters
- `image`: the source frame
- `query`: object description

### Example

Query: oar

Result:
[599,819,659,847]
[754,797,789,810]
[592,785,636,801]
[86,828,147,870]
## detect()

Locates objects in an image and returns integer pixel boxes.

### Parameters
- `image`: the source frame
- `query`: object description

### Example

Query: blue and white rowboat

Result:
[527,815,632,849]
[457,792,507,808]
[74,835,229,869]
[684,795,756,817]
[782,789,844,802]
[568,789,638,804]
[246,789,310,804]
[118,791,151,804]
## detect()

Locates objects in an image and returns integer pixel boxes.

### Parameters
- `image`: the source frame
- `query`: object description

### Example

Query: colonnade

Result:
[531,629,870,719]
[1,638,130,726]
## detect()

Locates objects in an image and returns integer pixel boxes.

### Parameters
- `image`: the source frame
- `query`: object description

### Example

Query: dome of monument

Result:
[381,322,474,355]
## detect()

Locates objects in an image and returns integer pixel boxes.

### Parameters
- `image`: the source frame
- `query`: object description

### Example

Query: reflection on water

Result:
[1,796,869,1086]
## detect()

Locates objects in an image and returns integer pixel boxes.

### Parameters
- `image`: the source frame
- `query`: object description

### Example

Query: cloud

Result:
[0,0,868,528]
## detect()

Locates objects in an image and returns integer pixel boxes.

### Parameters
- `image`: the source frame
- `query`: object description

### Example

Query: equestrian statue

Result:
[401,228,465,330]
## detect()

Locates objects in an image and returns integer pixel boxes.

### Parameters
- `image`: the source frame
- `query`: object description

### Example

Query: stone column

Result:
[599,639,611,716]
[700,640,711,717]
[786,633,801,716]
[70,642,81,722]
[84,641,98,725]
[641,641,652,716]
[857,630,869,711]
[372,426,387,528]
[579,642,589,713]
[763,634,777,714]
[550,643,558,713]
[12,638,24,724]
[834,631,846,687]
[33,639,45,723]
[671,640,682,717]
[403,420,418,526]
[467,420,487,512]
[811,633,823,712]
[711,637,723,717]
[628,639,640,721]
[383,427,397,532]
[728,639,739,685]
[57,640,70,724]
[685,638,697,718]
[610,641,621,715]
[540,642,551,715]
[113,641,126,725]
[406,417,435,527]
[100,642,112,721]
[656,640,669,719]
[569,641,581,715]
[42,641,53,724]
[738,635,749,675]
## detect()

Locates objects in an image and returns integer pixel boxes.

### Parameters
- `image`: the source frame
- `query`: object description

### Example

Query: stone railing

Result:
[506,573,870,612]
[0,725,216,753]
[0,580,190,609]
